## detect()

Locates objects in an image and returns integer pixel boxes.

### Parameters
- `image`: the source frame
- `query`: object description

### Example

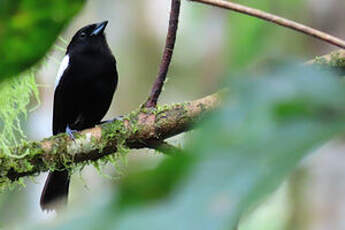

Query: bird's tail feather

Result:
[40,170,70,212]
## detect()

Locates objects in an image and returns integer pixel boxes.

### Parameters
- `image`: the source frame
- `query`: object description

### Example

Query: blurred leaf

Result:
[0,0,85,80]
[225,0,271,70]
[225,0,304,70]
[0,188,27,227]
[33,66,345,230]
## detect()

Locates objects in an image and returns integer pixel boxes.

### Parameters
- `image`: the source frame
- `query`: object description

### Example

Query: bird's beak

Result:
[91,21,108,36]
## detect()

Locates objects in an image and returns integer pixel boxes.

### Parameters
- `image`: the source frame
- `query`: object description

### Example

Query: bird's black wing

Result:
[53,54,118,135]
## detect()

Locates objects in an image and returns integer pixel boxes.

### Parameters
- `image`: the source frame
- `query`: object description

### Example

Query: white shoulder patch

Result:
[55,55,70,87]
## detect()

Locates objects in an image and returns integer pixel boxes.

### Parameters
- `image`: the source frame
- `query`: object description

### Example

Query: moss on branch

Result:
[0,93,221,189]
[306,49,345,75]
[307,49,345,66]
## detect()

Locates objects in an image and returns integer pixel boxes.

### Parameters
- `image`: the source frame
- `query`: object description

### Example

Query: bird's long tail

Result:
[40,170,70,212]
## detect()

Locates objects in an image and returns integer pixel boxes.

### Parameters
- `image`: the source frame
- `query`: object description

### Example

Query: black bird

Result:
[40,21,118,211]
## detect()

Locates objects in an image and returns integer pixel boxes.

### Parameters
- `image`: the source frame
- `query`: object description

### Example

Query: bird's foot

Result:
[99,116,124,125]
[66,125,78,140]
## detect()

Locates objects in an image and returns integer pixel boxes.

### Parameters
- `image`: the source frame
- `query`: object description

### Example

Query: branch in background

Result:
[144,0,181,108]
[2,92,221,184]
[189,0,345,49]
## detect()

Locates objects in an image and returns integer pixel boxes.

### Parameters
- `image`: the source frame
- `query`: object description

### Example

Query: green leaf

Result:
[0,0,85,80]
[32,66,345,230]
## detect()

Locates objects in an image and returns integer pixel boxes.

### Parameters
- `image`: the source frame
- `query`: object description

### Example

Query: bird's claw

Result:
[66,125,77,140]
[99,115,124,125]
[112,115,124,122]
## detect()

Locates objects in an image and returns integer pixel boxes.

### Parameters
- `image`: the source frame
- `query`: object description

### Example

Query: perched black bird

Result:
[40,21,118,211]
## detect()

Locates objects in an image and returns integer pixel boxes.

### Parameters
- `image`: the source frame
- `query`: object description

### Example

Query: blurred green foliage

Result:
[0,0,85,80]
[32,66,345,230]
[226,0,304,70]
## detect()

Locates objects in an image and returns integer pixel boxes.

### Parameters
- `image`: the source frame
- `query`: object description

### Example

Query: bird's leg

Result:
[66,125,78,140]
[99,115,124,125]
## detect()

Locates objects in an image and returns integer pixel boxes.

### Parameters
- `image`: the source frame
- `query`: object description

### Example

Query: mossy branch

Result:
[0,92,221,187]
[306,49,345,66]
[306,49,345,75]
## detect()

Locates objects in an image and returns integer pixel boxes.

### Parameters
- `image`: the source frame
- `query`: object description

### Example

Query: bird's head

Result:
[66,21,110,55]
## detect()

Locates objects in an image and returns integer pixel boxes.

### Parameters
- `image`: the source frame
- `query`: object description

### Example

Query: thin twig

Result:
[144,0,181,108]
[189,0,345,49]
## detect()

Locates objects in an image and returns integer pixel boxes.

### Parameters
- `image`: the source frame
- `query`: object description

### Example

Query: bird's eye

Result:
[80,32,87,39]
